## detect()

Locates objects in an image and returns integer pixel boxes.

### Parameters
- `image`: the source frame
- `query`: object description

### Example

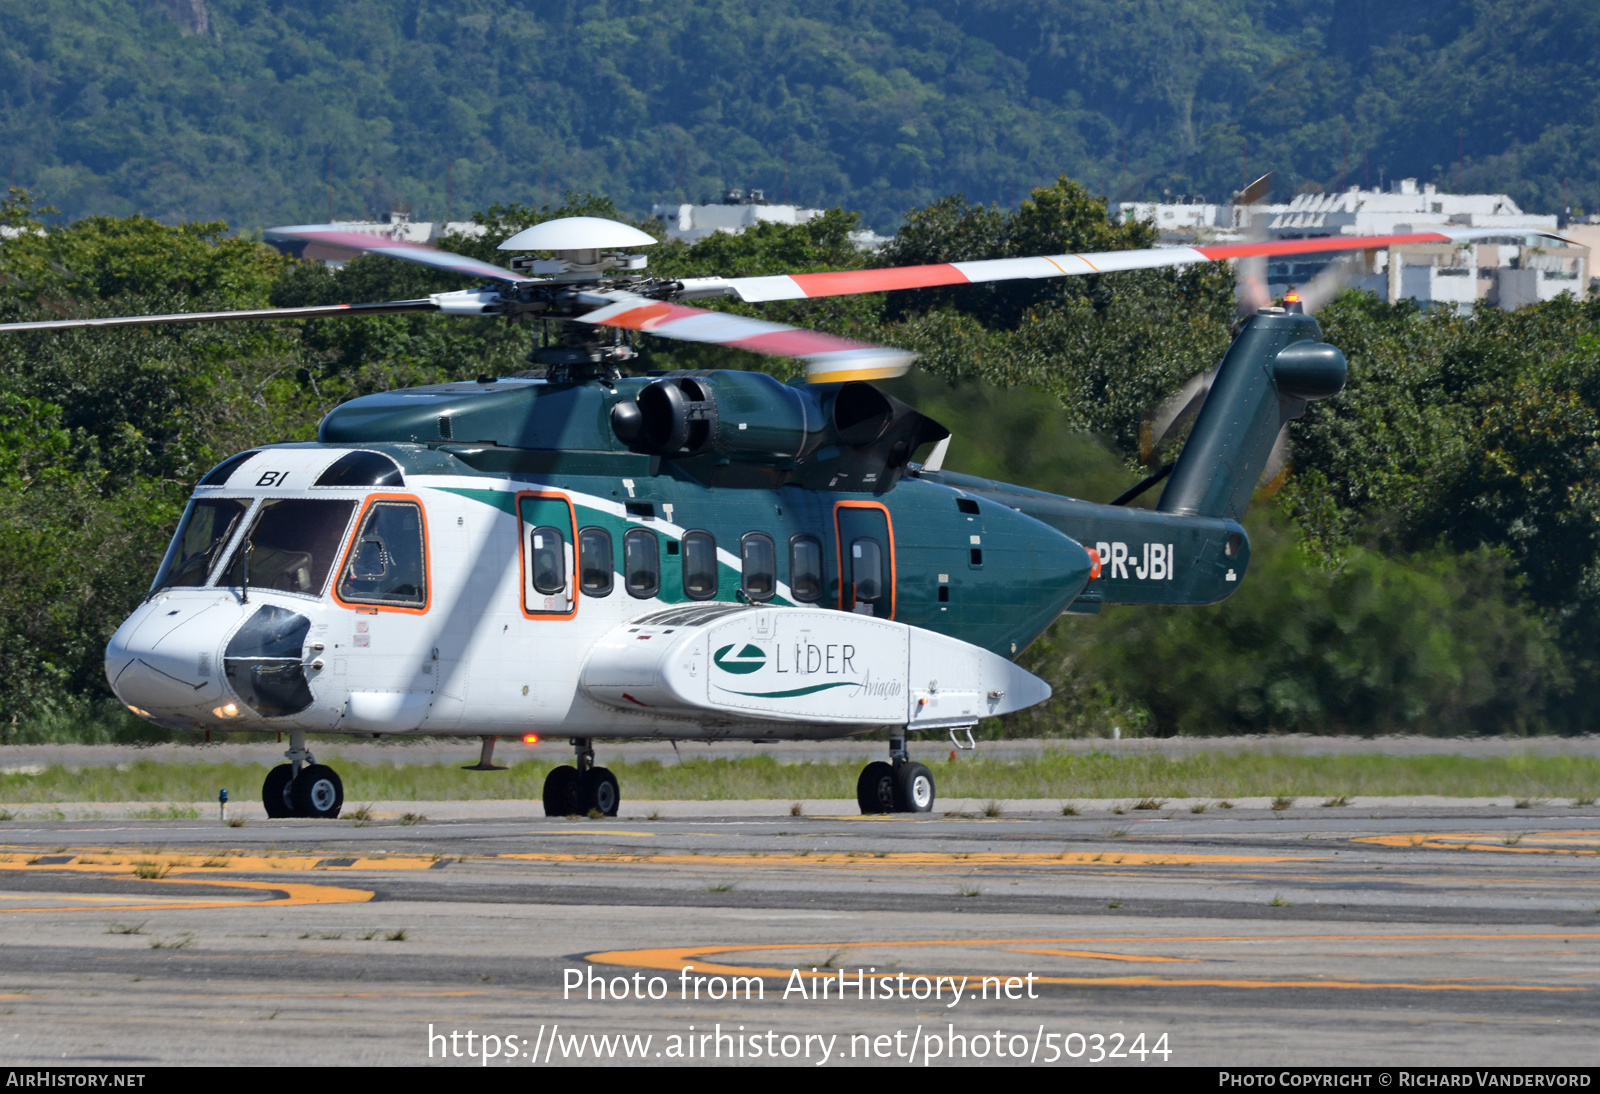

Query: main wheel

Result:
[580,767,620,817]
[895,762,936,813]
[290,764,343,819]
[262,764,294,819]
[542,765,579,817]
[857,761,897,815]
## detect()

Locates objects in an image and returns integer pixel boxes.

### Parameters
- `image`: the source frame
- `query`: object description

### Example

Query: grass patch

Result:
[346,805,373,827]
[1190,802,1207,813]
[1132,797,1166,810]
[130,861,169,879]
[0,809,13,821]
[149,933,193,949]
[399,812,426,826]
[385,929,408,942]
[130,805,199,820]
[958,886,981,898]
[1272,795,1296,811]
[226,816,246,828]
[705,882,736,893]
[790,801,803,817]
[105,922,145,935]
[1107,899,1122,909]
[4,751,1600,804]
[1573,796,1596,807]
[1268,894,1293,907]
[1060,803,1079,816]
[1321,795,1352,808]
[981,799,1005,817]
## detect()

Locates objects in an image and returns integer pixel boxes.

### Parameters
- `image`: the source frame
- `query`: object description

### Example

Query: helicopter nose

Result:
[105,597,247,720]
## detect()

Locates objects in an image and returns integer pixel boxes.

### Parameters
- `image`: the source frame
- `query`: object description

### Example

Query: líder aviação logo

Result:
[712,643,767,675]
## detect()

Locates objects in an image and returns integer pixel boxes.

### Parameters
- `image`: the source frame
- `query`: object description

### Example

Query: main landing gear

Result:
[262,730,344,819]
[542,738,620,818]
[857,735,935,815]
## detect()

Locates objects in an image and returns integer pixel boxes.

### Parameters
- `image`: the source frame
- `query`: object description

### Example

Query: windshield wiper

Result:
[238,538,253,604]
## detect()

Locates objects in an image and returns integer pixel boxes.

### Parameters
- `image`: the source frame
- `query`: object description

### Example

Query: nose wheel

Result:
[542,739,620,817]
[857,737,935,814]
[260,732,345,819]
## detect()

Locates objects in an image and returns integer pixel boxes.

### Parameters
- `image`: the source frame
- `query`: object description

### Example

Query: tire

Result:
[856,761,896,815]
[542,766,580,817]
[580,767,621,817]
[290,764,343,819]
[262,764,294,819]
[895,762,936,813]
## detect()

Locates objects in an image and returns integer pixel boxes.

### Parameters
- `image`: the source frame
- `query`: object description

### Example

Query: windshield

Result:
[223,498,357,597]
[151,498,250,593]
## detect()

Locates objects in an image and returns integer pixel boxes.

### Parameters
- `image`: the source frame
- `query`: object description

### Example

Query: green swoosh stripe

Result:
[716,682,860,699]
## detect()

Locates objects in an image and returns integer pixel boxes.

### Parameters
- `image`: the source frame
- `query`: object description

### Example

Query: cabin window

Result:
[579,527,614,596]
[529,528,566,595]
[223,499,357,597]
[517,493,576,615]
[789,535,823,603]
[740,532,776,601]
[850,538,884,603]
[152,497,251,592]
[338,501,427,608]
[624,528,660,599]
[682,531,717,600]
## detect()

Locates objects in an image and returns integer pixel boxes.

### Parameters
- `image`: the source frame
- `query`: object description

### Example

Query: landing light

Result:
[522,734,540,745]
[213,703,240,719]
[126,705,151,718]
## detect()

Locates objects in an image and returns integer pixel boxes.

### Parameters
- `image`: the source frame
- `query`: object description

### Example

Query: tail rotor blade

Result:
[1141,368,1215,465]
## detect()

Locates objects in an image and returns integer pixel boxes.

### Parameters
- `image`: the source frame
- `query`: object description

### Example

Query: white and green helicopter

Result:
[0,215,1541,818]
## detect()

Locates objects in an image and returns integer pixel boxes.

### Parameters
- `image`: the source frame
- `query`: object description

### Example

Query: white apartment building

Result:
[1119,180,1589,313]
[651,189,891,250]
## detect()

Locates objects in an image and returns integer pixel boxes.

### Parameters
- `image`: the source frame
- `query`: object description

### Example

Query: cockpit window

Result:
[222,499,356,597]
[151,498,251,592]
[338,501,427,607]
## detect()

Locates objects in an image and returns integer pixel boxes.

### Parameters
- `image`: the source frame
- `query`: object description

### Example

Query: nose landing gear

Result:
[856,735,935,815]
[541,738,620,817]
[260,730,345,819]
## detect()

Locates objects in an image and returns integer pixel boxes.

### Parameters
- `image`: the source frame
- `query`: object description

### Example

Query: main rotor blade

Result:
[0,299,440,333]
[264,225,534,283]
[577,292,915,383]
[692,227,1572,303]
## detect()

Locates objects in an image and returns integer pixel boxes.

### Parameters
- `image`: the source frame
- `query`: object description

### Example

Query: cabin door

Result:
[833,502,895,619]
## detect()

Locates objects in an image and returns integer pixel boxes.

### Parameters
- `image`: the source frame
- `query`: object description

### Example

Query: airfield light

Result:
[522,733,540,745]
[213,703,240,719]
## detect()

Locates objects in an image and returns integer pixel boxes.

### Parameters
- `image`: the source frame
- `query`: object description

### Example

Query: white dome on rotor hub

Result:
[499,217,657,279]
[498,217,657,252]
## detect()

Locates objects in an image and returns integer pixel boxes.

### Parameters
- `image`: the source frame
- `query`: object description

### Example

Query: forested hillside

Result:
[2,179,1596,739]
[1,0,1596,231]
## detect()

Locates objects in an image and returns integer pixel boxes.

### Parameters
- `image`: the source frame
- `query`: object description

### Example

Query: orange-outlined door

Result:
[833,501,895,619]
[517,491,578,619]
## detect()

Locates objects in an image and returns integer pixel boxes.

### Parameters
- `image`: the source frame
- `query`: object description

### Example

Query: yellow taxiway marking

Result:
[584,936,1591,994]
[0,851,438,873]
[1004,948,1198,964]
[1355,832,1600,855]
[0,850,379,912]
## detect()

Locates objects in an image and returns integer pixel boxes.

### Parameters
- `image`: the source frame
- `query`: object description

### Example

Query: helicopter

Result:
[0,212,1560,819]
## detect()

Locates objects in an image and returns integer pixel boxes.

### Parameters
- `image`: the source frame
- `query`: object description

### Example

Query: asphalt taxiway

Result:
[3,802,1599,1066]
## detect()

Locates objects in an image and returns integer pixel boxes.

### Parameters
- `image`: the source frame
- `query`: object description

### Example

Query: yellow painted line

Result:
[584,941,1584,994]
[1004,948,1198,964]
[1,875,372,913]
[0,852,438,873]
[540,830,657,838]
[1355,832,1600,855]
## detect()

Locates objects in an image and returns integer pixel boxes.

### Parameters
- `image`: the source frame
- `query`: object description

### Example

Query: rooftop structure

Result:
[1118,180,1587,313]
[652,189,890,250]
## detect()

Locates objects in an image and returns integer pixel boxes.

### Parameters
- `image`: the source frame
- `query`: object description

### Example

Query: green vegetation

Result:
[1,752,1596,804]
[1,2,1594,228]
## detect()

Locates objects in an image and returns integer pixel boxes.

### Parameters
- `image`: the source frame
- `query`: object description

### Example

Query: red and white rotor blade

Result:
[578,292,914,383]
[264,225,534,283]
[690,227,1571,303]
